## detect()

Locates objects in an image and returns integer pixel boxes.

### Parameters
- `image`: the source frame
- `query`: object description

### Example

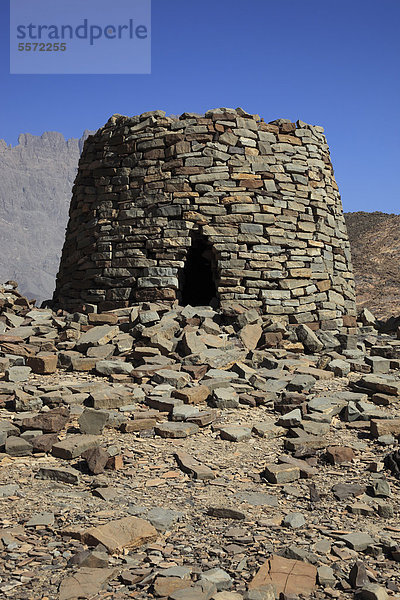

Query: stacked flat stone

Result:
[53,107,356,332]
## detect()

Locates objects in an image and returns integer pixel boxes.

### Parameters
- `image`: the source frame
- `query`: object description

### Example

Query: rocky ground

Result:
[0,283,400,600]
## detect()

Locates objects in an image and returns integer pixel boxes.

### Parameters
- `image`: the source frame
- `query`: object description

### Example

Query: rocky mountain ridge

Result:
[0,130,92,303]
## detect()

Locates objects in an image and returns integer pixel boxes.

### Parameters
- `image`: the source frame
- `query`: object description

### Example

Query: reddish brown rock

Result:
[82,516,157,553]
[249,554,317,596]
[152,576,191,598]
[32,433,59,453]
[105,454,124,470]
[370,418,400,438]
[52,434,100,459]
[21,407,69,433]
[326,446,355,465]
[58,567,118,600]
[88,313,118,325]
[173,385,210,405]
[82,447,110,474]
[70,357,97,372]
[120,419,156,432]
[239,323,262,350]
[26,354,58,374]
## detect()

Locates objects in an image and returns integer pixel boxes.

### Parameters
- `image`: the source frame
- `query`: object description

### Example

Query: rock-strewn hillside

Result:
[0,130,92,303]
[344,212,400,319]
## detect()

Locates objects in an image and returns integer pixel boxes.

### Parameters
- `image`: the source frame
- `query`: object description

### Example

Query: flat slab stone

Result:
[5,436,32,456]
[52,434,100,459]
[59,567,118,600]
[207,506,246,520]
[153,369,191,389]
[358,374,400,396]
[89,387,131,410]
[76,325,119,351]
[171,404,201,421]
[79,408,109,435]
[261,463,300,484]
[26,511,55,527]
[82,516,157,553]
[341,532,374,551]
[237,492,278,507]
[249,554,317,596]
[252,421,285,439]
[0,484,19,498]
[5,366,31,383]
[173,385,210,404]
[147,507,183,531]
[370,418,400,438]
[36,465,81,485]
[174,450,215,480]
[219,426,252,442]
[95,360,134,376]
[154,422,199,439]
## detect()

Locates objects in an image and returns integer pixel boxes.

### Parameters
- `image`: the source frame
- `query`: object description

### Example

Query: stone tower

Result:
[53,108,356,332]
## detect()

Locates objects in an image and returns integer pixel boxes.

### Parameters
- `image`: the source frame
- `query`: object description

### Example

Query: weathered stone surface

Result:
[326,445,355,464]
[5,366,31,382]
[219,425,252,442]
[356,584,389,600]
[76,325,119,351]
[26,354,58,374]
[79,408,109,435]
[173,385,210,404]
[249,555,317,595]
[58,567,117,600]
[239,323,262,350]
[296,324,323,353]
[121,418,156,432]
[200,568,232,591]
[370,418,400,438]
[147,507,182,531]
[154,422,199,438]
[342,532,374,551]
[153,576,191,597]
[26,511,55,527]
[82,446,109,474]
[358,375,400,396]
[82,516,157,553]
[0,484,19,497]
[5,436,32,456]
[207,507,246,520]
[261,464,300,484]
[174,450,215,480]
[31,432,59,452]
[95,359,134,376]
[52,434,100,459]
[36,465,81,484]
[21,407,69,433]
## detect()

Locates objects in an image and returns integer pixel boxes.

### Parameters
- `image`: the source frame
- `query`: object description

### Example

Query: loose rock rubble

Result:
[0,282,399,600]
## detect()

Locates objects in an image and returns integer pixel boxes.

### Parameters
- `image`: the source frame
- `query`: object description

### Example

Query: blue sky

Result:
[1,0,399,213]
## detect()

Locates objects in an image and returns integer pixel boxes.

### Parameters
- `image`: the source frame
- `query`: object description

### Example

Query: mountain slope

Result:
[344,211,400,318]
[0,131,92,302]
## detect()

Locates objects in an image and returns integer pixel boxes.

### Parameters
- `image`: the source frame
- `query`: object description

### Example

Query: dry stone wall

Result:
[53,107,356,332]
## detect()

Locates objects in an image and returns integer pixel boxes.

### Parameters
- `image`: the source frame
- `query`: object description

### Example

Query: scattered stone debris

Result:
[0,281,399,599]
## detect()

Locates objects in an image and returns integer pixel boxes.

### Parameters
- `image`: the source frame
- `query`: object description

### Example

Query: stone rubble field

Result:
[0,282,399,600]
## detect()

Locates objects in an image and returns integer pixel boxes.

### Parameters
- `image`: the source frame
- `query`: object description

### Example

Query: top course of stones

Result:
[53,107,356,333]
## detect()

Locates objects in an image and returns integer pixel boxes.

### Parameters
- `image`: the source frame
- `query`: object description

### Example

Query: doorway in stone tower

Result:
[181,234,218,307]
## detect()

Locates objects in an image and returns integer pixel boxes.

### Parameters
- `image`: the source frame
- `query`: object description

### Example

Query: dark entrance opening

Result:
[181,236,217,306]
